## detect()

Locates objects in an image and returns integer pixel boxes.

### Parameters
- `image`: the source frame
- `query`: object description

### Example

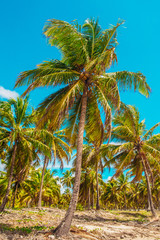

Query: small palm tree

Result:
[81,143,104,210]
[79,166,103,210]
[116,173,130,209]
[61,169,74,189]
[21,168,60,207]
[101,179,120,209]
[111,103,160,217]
[37,128,71,208]
[0,97,51,212]
[0,171,8,203]
[7,146,40,208]
[15,18,151,236]
[59,189,72,208]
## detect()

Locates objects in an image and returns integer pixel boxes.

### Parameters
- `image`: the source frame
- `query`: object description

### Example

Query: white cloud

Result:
[0,86,19,100]
[103,176,112,183]
[46,161,73,169]
[107,176,111,181]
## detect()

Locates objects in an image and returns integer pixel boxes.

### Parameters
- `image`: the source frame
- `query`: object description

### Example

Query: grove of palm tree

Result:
[0,17,160,240]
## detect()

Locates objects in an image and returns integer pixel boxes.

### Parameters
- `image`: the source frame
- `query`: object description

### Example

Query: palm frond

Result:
[15,60,80,95]
[44,19,89,66]
[106,71,151,97]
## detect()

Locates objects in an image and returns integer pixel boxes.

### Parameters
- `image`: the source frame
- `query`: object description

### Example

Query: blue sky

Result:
[0,0,160,132]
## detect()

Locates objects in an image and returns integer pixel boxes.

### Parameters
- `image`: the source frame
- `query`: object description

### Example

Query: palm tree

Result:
[37,129,71,208]
[0,97,52,212]
[59,189,72,208]
[101,179,120,209]
[136,177,148,209]
[116,173,130,209]
[111,103,160,217]
[0,171,8,204]
[151,168,160,210]
[10,140,41,208]
[81,143,104,210]
[15,18,150,236]
[79,166,103,210]
[61,169,74,189]
[20,168,60,207]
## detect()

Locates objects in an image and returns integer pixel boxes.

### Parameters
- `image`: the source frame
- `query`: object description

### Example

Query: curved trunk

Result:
[37,156,48,208]
[0,143,17,212]
[12,182,18,208]
[142,158,157,217]
[96,162,100,210]
[53,85,88,237]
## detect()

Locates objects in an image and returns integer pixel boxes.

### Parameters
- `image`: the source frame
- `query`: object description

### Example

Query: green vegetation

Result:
[0,224,55,234]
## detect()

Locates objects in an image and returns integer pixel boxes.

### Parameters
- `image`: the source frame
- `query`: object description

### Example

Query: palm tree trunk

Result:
[92,182,94,209]
[88,187,91,210]
[124,193,127,210]
[147,195,151,211]
[38,156,48,208]
[0,143,17,212]
[158,191,160,210]
[53,85,88,237]
[142,158,157,217]
[96,162,100,210]
[12,182,18,208]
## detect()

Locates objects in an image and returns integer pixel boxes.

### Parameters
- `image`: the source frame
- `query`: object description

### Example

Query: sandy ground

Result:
[0,208,160,240]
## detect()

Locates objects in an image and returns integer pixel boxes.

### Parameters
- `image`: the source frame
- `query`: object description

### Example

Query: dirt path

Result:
[0,208,160,240]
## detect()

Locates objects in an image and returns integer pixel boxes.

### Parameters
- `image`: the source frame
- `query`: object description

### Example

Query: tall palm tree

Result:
[37,129,71,208]
[15,18,150,236]
[111,103,160,217]
[0,97,52,212]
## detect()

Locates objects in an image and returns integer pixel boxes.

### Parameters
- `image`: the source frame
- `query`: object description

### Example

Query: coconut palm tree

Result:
[116,173,130,209]
[59,189,72,208]
[0,97,52,212]
[20,168,60,207]
[61,169,74,189]
[110,103,160,217]
[81,143,104,210]
[0,171,8,203]
[15,18,151,236]
[101,178,120,209]
[79,166,103,210]
[37,128,71,208]
[136,177,148,209]
[8,146,40,208]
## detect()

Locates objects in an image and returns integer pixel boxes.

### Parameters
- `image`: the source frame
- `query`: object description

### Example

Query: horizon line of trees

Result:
[1,163,160,212]
[0,97,160,214]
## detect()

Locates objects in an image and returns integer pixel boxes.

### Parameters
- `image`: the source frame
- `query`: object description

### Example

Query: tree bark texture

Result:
[142,157,157,217]
[0,143,17,212]
[96,162,100,210]
[53,85,88,237]
[12,182,18,208]
[37,156,49,208]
